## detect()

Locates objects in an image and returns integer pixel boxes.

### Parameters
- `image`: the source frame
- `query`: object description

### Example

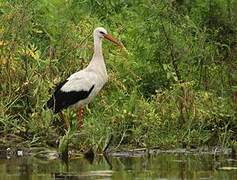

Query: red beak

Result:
[104,34,123,48]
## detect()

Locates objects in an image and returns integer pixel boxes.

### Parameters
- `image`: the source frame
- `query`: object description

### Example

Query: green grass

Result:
[0,0,237,152]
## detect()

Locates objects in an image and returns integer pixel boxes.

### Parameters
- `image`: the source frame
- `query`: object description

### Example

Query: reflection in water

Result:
[0,153,236,180]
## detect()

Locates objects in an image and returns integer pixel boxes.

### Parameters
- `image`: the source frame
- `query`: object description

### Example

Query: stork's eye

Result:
[100,31,105,35]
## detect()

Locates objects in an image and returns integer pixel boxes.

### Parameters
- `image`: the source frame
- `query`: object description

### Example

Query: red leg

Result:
[77,106,84,129]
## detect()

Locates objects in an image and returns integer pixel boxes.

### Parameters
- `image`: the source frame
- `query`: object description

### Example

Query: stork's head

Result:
[94,27,123,47]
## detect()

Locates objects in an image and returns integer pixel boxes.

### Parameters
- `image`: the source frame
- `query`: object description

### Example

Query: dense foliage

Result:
[1,0,237,152]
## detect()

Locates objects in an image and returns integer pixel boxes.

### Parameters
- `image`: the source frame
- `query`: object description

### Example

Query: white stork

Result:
[46,27,122,129]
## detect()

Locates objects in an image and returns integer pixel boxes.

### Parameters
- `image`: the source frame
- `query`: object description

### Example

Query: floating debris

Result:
[88,170,114,177]
[218,167,237,170]
[17,150,23,157]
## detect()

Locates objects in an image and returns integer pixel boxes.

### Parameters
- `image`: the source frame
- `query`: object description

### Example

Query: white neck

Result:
[93,36,103,57]
[87,35,107,75]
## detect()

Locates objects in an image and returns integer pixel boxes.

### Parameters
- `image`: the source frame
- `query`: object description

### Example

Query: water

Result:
[0,153,236,180]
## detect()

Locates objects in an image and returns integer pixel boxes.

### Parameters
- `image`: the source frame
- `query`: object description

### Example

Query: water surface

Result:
[0,153,236,179]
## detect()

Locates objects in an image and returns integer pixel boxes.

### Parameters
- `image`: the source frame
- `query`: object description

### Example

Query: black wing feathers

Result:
[47,81,94,113]
[54,80,68,93]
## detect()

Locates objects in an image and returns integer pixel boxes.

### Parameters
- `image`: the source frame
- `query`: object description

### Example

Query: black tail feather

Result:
[44,96,56,112]
[47,97,54,109]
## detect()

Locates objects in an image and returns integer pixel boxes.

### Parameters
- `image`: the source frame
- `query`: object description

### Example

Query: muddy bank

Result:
[0,145,236,160]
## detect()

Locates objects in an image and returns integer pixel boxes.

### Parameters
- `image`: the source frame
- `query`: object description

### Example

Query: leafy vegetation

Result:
[1,0,237,152]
